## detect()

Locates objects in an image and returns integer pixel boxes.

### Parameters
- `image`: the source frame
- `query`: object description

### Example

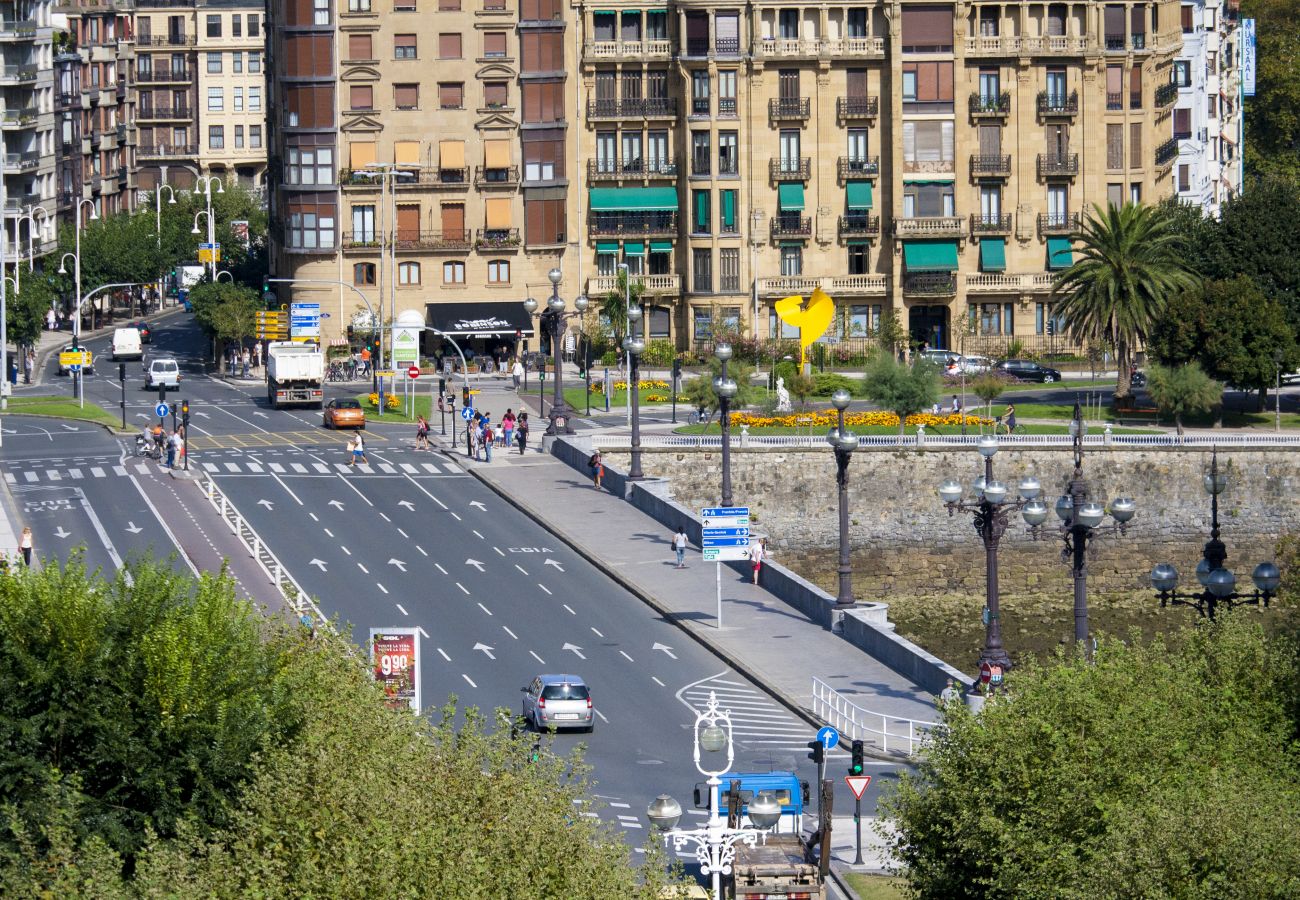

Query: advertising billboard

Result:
[369,628,421,712]
[1242,18,1256,97]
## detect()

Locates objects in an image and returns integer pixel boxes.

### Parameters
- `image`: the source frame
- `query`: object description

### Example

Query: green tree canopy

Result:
[1146,362,1224,434]
[1242,0,1300,187]
[188,282,259,361]
[680,357,763,414]
[600,268,645,348]
[862,354,940,434]
[881,619,1300,899]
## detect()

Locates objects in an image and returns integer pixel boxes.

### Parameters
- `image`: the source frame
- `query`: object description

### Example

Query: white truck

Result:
[266,342,324,409]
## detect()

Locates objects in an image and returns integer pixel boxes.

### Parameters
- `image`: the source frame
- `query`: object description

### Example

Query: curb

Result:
[456,446,826,733]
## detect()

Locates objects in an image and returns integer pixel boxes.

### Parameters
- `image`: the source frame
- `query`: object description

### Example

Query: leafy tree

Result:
[1241,0,1300,187]
[875,309,910,359]
[786,372,816,406]
[880,619,1300,900]
[680,357,762,415]
[600,268,645,349]
[862,354,940,435]
[187,282,259,365]
[3,275,55,350]
[1052,203,1200,401]
[1146,362,1223,434]
[969,372,1008,422]
[1146,287,1207,367]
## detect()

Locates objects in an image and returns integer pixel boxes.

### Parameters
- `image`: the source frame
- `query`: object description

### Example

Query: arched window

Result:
[353,262,376,285]
[487,259,510,283]
[398,261,421,285]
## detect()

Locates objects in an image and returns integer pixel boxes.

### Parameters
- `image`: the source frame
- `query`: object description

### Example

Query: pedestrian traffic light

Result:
[806,738,824,765]
[850,740,865,776]
[438,377,446,397]
[1046,320,1055,337]
[118,362,126,382]
[671,357,682,383]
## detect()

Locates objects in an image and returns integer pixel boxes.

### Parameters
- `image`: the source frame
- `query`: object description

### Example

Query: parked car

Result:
[143,356,181,391]
[994,359,1062,383]
[918,348,960,369]
[56,344,94,376]
[521,674,594,733]
[960,354,994,375]
[132,321,152,344]
[1283,371,1300,385]
[323,398,366,429]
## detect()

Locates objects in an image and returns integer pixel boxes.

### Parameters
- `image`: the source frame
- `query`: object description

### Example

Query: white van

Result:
[112,327,143,361]
[144,357,181,391]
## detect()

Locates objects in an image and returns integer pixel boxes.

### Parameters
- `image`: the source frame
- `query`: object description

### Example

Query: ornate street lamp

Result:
[1150,449,1280,619]
[625,301,645,479]
[938,435,1042,682]
[715,343,737,507]
[1026,402,1136,646]
[522,269,587,436]
[646,691,782,900]
[826,389,859,608]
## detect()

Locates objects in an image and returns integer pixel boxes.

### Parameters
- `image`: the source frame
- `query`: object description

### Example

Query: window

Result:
[1172,61,1190,87]
[593,11,616,41]
[646,9,667,39]
[1130,65,1143,109]
[720,189,737,233]
[233,15,242,37]
[438,83,463,109]
[314,0,330,25]
[980,6,999,35]
[439,33,462,59]
[621,9,640,41]
[902,120,954,169]
[207,87,223,111]
[1177,164,1190,192]
[901,5,953,52]
[395,84,419,109]
[248,87,261,111]
[484,32,507,58]
[596,249,616,276]
[285,146,335,185]
[523,81,563,121]
[398,262,421,285]
[647,131,668,169]
[901,61,955,111]
[206,13,221,37]
[778,9,798,39]
[847,7,867,37]
[848,244,870,276]
[718,70,737,116]
[780,245,802,276]
[1106,124,1123,169]
[1107,182,1123,208]
[980,185,1001,220]
[720,248,740,292]
[488,259,510,283]
[1047,183,1068,220]
[484,81,508,108]
[692,189,711,234]
[521,31,564,71]
[354,263,376,286]
[248,52,261,73]
[717,131,738,175]
[232,51,243,73]
[349,0,372,10]
[1173,107,1191,138]
[779,129,800,168]
[523,130,565,180]
[443,261,466,284]
[525,194,566,245]
[691,71,710,116]
[691,131,710,174]
[1046,3,1066,36]
[848,304,880,335]
[395,34,417,59]
[250,125,262,148]
[978,68,1000,102]
[206,51,222,73]
[248,14,259,36]
[287,205,337,249]
[693,308,713,340]
[902,182,955,217]
[351,204,376,242]
[1130,123,1142,169]
[350,85,372,109]
[208,125,224,149]
[1106,64,1122,109]
[234,125,245,148]
[1181,4,1193,32]
[349,34,372,59]
[847,127,868,161]
[440,0,460,8]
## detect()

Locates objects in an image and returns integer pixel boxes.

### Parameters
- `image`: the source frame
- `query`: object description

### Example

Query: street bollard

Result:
[220,494,227,518]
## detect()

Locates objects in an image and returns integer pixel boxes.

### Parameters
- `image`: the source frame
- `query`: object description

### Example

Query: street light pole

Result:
[827,389,858,608]
[522,270,586,436]
[1275,349,1284,433]
[714,343,737,508]
[154,185,176,311]
[68,199,99,404]
[195,175,224,283]
[625,300,645,479]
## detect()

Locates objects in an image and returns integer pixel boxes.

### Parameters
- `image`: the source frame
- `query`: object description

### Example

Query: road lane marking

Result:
[596,710,610,723]
[90,467,105,478]
[529,650,545,665]
[652,676,666,687]
[473,529,484,540]
[422,463,439,473]
[113,465,126,475]
[619,650,634,662]
[515,564,528,575]
[323,528,334,537]
[450,511,461,521]
[340,546,352,556]
[562,604,575,615]
[379,512,390,522]
[45,470,60,480]
[462,674,477,688]
[336,473,375,507]
[591,627,604,638]
[401,463,417,473]
[537,584,552,595]
[396,603,408,616]
[477,602,492,616]
[401,474,448,509]
[417,626,429,638]
[357,563,369,574]
[23,471,36,482]
[134,463,149,474]
[455,581,468,594]
[202,463,219,472]
[494,546,505,556]
[291,463,307,473]
[269,463,285,473]
[247,462,263,472]
[379,464,396,474]
[312,463,329,473]
[376,583,389,594]
[437,647,451,661]
[224,463,240,472]
[69,468,83,479]
[502,626,518,640]
[417,546,428,556]
[609,802,631,809]
[397,527,409,538]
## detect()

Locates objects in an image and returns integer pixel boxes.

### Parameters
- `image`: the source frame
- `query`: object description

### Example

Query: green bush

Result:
[772,360,799,388]
[812,373,860,397]
[639,339,677,368]
[600,350,618,367]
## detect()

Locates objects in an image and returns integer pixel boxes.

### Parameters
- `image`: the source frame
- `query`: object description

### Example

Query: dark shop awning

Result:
[425,301,534,337]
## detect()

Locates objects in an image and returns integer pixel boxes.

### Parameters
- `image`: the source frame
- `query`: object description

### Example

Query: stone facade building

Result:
[1,0,58,259]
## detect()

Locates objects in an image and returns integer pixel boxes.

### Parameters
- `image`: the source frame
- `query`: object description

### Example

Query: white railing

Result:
[965,35,1090,55]
[894,216,966,238]
[812,677,940,757]
[823,36,885,56]
[583,39,671,58]
[965,272,1057,293]
[586,274,681,295]
[758,274,888,296]
[589,432,1300,450]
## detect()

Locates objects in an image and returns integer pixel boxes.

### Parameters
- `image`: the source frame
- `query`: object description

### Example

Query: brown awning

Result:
[439,140,465,169]
[485,197,512,229]
[484,139,511,168]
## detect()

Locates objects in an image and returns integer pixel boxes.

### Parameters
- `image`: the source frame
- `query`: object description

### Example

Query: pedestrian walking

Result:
[672,527,688,569]
[749,538,767,584]
[587,451,604,490]
[253,342,262,372]
[45,309,55,331]
[349,432,368,466]
[511,359,523,390]
[938,678,961,708]
[18,526,33,567]
[483,420,495,462]
[165,430,179,468]
[416,415,430,450]
[360,346,371,377]
[501,409,515,450]
[951,395,961,414]
[24,348,34,384]
[241,347,251,378]
[516,412,529,454]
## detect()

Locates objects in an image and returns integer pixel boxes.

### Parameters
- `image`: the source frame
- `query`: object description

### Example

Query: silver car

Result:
[521,674,594,733]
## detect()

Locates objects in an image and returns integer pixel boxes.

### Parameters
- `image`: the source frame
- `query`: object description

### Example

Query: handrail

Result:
[811,676,940,757]
[587,433,1300,450]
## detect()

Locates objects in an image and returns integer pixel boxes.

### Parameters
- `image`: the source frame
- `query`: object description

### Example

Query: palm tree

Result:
[1051,202,1200,401]
[601,268,645,349]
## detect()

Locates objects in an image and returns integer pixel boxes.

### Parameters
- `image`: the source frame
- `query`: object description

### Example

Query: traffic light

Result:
[118,362,126,382]
[806,738,824,765]
[462,386,471,408]
[671,357,682,383]
[181,399,190,420]
[1046,320,1055,337]
[850,740,865,776]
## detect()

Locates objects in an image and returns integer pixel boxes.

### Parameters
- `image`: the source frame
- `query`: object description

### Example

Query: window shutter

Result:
[485,197,512,229]
[1106,65,1122,93]
[396,205,420,240]
[439,33,461,58]
[1129,123,1142,168]
[394,84,418,108]
[484,32,506,56]
[394,140,420,165]
[902,121,916,160]
[901,5,953,49]
[1106,124,1123,169]
[940,121,954,162]
[715,14,738,43]
[438,140,465,169]
[484,139,511,168]
[348,34,371,60]
[1104,5,1124,36]
[441,204,465,239]
[395,34,416,53]
[349,142,376,168]
[846,69,867,98]
[936,62,954,101]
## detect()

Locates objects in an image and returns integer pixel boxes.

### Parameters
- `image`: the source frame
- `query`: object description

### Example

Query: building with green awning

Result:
[846,182,873,210]
[1047,237,1073,270]
[979,239,1006,272]
[903,241,960,272]
[649,241,673,253]
[589,187,678,210]
[623,241,645,256]
[778,183,804,210]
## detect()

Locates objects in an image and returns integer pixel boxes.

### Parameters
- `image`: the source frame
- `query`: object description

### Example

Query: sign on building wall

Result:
[1242,18,1256,97]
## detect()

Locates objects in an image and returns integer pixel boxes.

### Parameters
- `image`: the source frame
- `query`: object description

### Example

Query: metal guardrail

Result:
[588,433,1300,450]
[812,677,940,757]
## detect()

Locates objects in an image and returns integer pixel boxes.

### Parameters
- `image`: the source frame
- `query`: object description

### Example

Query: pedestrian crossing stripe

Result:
[187,430,391,451]
[1,458,462,484]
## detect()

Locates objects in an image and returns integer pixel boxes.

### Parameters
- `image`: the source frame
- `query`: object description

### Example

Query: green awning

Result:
[694,191,710,227]
[979,238,1006,272]
[594,9,616,14]
[595,241,619,254]
[846,182,873,209]
[621,7,640,12]
[1047,237,1073,270]
[649,240,673,253]
[778,183,805,210]
[623,241,646,256]
[590,187,678,211]
[903,241,959,272]
[721,190,736,228]
[779,241,804,248]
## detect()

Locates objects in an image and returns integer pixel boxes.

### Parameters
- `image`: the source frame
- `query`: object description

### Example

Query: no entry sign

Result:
[407,366,420,379]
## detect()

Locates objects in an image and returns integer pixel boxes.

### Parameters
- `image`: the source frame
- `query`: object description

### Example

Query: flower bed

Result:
[367,392,401,410]
[730,411,992,428]
[588,380,670,394]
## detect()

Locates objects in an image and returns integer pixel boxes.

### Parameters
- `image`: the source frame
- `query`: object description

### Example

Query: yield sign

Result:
[845,775,872,800]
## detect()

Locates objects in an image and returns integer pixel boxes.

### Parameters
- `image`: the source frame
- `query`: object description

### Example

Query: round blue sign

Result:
[460,407,474,421]
[816,725,840,751]
[155,402,170,418]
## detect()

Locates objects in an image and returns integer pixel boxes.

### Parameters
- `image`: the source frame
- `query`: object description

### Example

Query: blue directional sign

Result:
[155,402,170,418]
[703,527,751,538]
[702,507,750,518]
[460,406,475,421]
[701,505,751,561]
[816,725,840,751]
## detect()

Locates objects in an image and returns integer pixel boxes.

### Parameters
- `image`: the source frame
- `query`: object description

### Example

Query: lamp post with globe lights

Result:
[1150,449,1281,619]
[625,300,645,479]
[714,343,738,507]
[645,691,783,900]
[1025,402,1136,648]
[522,268,587,436]
[938,435,1044,681]
[826,389,859,608]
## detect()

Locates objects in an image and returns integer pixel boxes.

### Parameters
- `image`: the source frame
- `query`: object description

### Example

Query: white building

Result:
[1,0,58,262]
[1171,0,1244,217]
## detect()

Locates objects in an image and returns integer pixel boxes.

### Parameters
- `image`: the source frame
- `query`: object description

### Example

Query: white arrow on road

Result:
[195,411,211,418]
[652,643,678,660]
[544,559,565,572]
[388,558,407,572]
[125,521,143,534]
[53,526,71,539]
[398,500,415,510]
[328,500,345,511]
[469,501,487,511]
[465,558,485,572]
[309,558,328,571]
[257,499,274,510]
[61,424,79,432]
[473,642,496,660]
[562,643,586,660]
[252,411,269,418]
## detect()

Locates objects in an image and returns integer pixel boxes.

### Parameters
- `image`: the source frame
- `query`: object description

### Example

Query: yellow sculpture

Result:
[774,287,835,370]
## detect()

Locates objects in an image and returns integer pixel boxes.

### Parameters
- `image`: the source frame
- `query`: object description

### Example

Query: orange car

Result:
[323,398,366,429]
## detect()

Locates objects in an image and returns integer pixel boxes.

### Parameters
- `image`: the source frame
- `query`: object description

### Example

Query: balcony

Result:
[768,97,810,122]
[758,37,884,58]
[894,217,965,239]
[1155,137,1179,167]
[769,215,812,239]
[966,273,1056,294]
[589,211,677,237]
[837,156,879,180]
[587,273,681,296]
[718,98,737,117]
[2,151,40,172]
[474,228,521,252]
[1155,82,1178,108]
[0,107,36,128]
[970,213,1013,236]
[583,39,672,60]
[970,154,1012,178]
[135,68,191,83]
[838,214,880,238]
[587,98,677,120]
[1037,90,1078,116]
[769,157,810,181]
[683,37,741,57]
[1037,153,1079,178]
[141,34,196,46]
[758,274,887,297]
[1038,212,1080,235]
[0,65,37,84]
[969,91,1010,117]
[586,158,678,181]
[137,106,192,121]
[1106,92,1123,110]
[340,230,477,252]
[1104,35,1126,52]
[964,35,1089,56]
[903,273,957,296]
[424,168,469,187]
[138,143,198,159]
[691,154,711,177]
[474,165,520,188]
[56,92,80,109]
[0,20,37,41]
[836,96,878,120]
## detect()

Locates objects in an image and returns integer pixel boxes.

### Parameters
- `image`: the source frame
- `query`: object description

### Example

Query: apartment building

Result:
[1,0,57,261]
[53,0,136,229]
[1170,0,1242,216]
[267,0,580,355]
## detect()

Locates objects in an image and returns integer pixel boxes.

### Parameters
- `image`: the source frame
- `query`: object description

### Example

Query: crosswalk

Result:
[2,453,466,485]
[677,673,816,766]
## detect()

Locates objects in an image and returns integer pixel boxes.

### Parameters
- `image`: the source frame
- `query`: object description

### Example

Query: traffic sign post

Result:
[701,505,750,629]
[155,401,170,419]
[845,774,873,865]
[407,366,420,379]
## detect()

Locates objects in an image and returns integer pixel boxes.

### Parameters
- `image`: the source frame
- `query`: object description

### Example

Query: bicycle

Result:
[686,407,714,426]
[994,417,1026,435]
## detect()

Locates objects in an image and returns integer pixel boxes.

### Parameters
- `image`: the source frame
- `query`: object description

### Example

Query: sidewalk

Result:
[433,427,939,753]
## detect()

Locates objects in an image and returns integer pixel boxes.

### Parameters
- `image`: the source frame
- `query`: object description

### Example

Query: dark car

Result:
[995,359,1062,383]
[132,321,152,344]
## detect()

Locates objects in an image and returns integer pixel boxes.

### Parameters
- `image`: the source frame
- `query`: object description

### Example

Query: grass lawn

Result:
[997,377,1114,393]
[563,385,683,413]
[5,395,121,428]
[353,392,430,424]
[672,422,1158,437]
[842,873,909,900]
